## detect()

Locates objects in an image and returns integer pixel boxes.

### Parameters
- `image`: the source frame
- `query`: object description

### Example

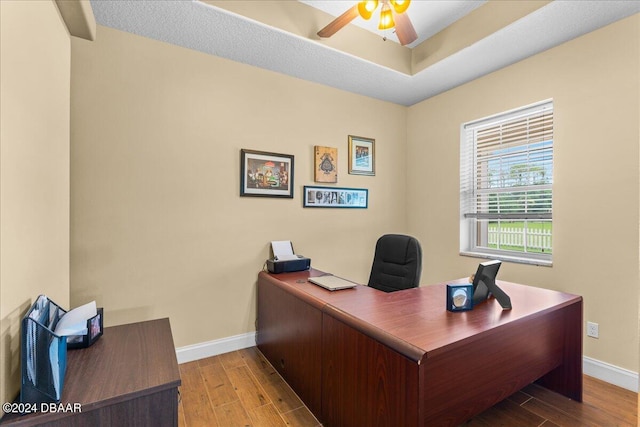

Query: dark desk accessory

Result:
[266,257,311,273]
[21,297,104,408]
[21,296,68,405]
[67,307,104,349]
[266,240,311,273]
[471,260,512,310]
[446,284,474,312]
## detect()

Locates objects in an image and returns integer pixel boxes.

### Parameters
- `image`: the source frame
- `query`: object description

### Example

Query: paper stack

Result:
[54,301,97,337]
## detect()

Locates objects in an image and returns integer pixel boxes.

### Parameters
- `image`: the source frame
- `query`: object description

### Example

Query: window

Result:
[460,100,553,265]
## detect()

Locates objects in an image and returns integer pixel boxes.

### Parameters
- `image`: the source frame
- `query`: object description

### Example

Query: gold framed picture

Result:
[348,135,375,176]
[314,146,337,183]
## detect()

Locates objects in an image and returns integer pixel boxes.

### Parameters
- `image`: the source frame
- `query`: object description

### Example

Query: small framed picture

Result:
[446,284,474,312]
[240,149,294,198]
[303,186,368,208]
[314,146,338,183]
[348,135,375,176]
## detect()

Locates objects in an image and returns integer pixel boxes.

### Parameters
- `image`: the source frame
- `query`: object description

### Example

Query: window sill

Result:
[460,251,553,267]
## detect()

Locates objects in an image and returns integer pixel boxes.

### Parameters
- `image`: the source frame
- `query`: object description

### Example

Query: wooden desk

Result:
[257,269,582,427]
[1,318,181,427]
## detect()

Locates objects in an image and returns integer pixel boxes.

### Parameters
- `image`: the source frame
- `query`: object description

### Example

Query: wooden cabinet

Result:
[1,318,181,427]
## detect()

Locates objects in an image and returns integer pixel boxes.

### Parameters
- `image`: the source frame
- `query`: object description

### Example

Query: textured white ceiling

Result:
[90,0,640,106]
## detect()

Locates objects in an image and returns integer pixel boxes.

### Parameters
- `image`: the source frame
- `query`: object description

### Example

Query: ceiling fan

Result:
[317,0,418,46]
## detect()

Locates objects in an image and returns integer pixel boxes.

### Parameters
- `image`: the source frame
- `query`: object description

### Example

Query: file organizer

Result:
[21,295,68,405]
[67,307,104,349]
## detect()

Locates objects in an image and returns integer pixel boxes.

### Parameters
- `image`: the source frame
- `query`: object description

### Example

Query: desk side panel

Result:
[322,313,419,427]
[536,299,583,401]
[257,275,323,417]
[419,307,567,426]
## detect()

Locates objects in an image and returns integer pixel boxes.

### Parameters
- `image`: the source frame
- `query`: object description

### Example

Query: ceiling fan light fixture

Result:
[357,0,379,20]
[378,3,395,30]
[390,0,410,14]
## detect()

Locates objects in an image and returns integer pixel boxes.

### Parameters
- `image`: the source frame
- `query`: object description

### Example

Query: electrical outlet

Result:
[587,321,599,338]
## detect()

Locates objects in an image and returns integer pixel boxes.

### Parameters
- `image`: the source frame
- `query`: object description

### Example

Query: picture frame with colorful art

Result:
[240,149,294,198]
[348,135,375,176]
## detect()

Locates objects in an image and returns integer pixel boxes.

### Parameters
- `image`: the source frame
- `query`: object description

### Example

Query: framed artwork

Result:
[314,146,338,183]
[303,186,368,208]
[240,149,294,198]
[348,135,375,176]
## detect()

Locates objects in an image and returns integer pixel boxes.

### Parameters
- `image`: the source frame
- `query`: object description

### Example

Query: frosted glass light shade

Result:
[390,0,410,14]
[378,4,395,30]
[357,0,379,20]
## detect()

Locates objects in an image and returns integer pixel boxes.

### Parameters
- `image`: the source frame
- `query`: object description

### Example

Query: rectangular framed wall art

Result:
[240,149,294,198]
[314,146,338,183]
[348,135,375,176]
[303,186,368,208]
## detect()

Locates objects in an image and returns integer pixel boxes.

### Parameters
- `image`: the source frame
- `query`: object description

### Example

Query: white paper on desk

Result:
[54,300,96,336]
[271,240,298,261]
[49,338,60,400]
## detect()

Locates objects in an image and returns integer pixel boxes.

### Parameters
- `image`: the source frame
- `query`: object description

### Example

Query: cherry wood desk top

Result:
[258,269,583,426]
[259,268,582,362]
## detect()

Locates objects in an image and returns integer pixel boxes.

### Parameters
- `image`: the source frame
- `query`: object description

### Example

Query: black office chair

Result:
[367,234,422,292]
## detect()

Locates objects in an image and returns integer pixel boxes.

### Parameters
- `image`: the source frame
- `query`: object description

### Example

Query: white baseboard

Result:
[176,336,638,393]
[583,356,638,392]
[176,332,256,364]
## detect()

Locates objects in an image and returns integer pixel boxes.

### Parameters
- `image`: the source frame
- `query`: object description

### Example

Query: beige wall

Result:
[407,15,640,372]
[0,0,636,412]
[0,0,71,407]
[70,26,407,348]
[63,6,640,382]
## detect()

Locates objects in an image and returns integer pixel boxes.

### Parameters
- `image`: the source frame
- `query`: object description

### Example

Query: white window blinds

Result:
[461,100,553,221]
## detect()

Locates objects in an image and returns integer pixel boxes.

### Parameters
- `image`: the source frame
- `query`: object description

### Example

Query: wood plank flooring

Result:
[178,347,637,427]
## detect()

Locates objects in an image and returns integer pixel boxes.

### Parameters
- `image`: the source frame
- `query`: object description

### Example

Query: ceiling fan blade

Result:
[317,5,359,38]
[393,11,418,46]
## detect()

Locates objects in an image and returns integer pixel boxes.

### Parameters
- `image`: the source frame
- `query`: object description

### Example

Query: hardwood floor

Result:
[178,347,637,427]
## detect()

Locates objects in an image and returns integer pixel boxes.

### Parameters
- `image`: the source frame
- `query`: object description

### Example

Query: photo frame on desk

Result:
[240,149,294,198]
[303,186,368,208]
[472,260,512,310]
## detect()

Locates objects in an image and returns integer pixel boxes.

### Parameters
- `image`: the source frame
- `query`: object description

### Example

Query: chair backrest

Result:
[367,234,422,292]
